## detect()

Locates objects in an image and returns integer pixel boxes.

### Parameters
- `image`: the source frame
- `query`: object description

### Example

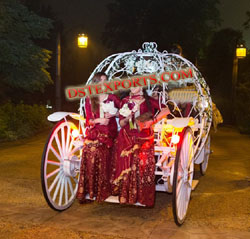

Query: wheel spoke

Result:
[184,133,191,169]
[68,139,74,156]
[55,134,63,158]
[46,168,60,179]
[177,182,185,218]
[47,160,61,166]
[53,173,64,202]
[180,134,187,170]
[61,127,66,156]
[59,175,65,206]
[72,176,78,184]
[69,145,82,157]
[179,187,184,219]
[181,183,188,219]
[65,126,71,155]
[176,177,183,196]
[50,145,62,162]
[49,171,62,192]
[182,185,188,218]
[187,137,194,167]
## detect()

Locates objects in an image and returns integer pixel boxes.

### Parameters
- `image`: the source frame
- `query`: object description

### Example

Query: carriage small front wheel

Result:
[172,127,194,226]
[41,120,82,211]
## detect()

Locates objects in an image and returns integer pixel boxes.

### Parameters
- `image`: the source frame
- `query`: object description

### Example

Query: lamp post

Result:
[55,33,88,111]
[55,33,61,111]
[232,44,246,105]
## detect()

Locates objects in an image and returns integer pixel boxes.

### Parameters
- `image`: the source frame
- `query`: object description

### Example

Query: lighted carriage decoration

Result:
[41,42,212,226]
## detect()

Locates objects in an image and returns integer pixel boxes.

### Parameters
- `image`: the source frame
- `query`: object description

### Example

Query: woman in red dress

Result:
[111,87,169,207]
[77,72,120,203]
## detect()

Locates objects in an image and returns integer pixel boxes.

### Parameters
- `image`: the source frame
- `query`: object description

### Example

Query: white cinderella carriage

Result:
[41,42,212,226]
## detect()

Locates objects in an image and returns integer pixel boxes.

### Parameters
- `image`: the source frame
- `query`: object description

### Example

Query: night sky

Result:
[41,0,250,49]
[220,0,250,47]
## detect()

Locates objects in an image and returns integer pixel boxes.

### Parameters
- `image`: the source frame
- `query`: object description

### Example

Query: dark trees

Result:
[205,28,243,97]
[103,0,220,62]
[0,0,53,92]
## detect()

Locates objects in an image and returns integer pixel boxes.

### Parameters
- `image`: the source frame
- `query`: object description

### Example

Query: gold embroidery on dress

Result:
[113,168,131,185]
[120,144,139,157]
[84,139,98,145]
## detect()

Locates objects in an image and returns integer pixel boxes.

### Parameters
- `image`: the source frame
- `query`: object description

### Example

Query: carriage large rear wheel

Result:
[172,127,194,226]
[41,120,82,211]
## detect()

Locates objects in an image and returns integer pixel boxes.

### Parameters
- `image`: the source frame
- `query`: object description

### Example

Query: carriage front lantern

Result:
[171,134,180,144]
[72,129,80,138]
[78,34,88,48]
[236,45,246,59]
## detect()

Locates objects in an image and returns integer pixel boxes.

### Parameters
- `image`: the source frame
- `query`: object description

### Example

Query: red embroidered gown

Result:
[76,94,120,202]
[111,95,163,207]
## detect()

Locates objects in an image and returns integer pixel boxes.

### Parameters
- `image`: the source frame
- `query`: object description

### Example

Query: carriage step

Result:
[192,180,199,190]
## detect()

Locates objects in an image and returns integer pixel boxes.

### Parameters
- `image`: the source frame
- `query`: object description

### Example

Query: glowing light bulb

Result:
[171,134,180,144]
[72,129,79,138]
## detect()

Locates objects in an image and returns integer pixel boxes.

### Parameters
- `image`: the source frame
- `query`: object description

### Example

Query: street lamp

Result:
[236,44,247,58]
[232,44,247,107]
[78,34,88,48]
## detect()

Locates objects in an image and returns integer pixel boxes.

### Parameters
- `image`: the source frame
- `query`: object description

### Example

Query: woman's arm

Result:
[153,107,170,123]
[136,107,170,130]
[94,118,109,125]
[120,115,132,127]
[85,98,94,126]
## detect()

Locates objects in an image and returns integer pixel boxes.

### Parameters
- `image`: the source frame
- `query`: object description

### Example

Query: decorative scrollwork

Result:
[81,42,212,160]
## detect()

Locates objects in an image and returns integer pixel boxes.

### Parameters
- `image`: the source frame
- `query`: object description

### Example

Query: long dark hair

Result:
[143,88,153,119]
[90,72,107,113]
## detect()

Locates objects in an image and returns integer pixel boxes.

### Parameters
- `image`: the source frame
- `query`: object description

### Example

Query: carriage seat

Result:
[167,117,192,128]
[168,87,198,117]
[168,87,198,104]
[154,117,197,133]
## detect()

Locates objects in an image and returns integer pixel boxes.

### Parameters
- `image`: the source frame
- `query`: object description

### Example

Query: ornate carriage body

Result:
[41,43,212,226]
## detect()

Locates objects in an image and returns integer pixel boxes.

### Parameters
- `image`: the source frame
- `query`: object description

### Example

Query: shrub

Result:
[0,102,51,141]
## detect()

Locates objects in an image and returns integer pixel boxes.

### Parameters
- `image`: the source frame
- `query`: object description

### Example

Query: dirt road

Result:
[0,126,249,239]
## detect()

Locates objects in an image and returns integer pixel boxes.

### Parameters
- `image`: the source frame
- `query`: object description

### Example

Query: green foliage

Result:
[0,102,51,141]
[103,0,221,61]
[0,0,53,92]
[235,82,250,134]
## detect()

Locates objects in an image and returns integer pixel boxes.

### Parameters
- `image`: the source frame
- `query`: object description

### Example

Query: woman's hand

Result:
[136,119,153,131]
[120,114,132,127]
[89,119,95,126]
[153,107,170,123]
[104,112,115,119]
[94,118,110,125]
